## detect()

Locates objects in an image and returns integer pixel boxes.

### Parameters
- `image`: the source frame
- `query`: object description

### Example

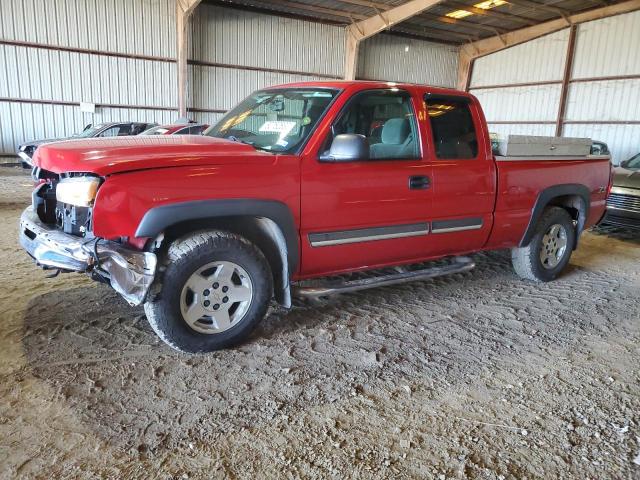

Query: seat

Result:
[370,118,414,159]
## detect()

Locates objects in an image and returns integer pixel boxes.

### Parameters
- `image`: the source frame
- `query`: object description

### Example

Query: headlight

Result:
[56,177,101,207]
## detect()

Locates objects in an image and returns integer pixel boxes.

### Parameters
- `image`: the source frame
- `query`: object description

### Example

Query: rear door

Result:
[422,92,496,255]
[300,88,434,277]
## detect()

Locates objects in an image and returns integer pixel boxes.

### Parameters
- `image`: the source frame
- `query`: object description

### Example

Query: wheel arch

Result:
[135,200,299,307]
[519,184,590,248]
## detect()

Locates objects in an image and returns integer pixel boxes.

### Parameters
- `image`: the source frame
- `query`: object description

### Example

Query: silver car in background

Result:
[17,122,156,168]
[602,152,640,229]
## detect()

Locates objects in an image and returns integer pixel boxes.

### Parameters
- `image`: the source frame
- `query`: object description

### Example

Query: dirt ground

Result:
[0,166,638,479]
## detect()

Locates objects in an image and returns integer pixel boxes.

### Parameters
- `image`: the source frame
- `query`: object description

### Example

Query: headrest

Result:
[381,118,410,144]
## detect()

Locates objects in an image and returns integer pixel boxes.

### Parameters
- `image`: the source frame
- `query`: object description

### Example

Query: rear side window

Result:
[425,95,478,159]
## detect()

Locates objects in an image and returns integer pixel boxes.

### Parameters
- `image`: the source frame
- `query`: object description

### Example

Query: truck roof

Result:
[266,80,476,99]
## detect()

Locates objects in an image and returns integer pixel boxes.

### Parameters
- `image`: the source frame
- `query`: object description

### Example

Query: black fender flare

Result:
[519,184,590,248]
[135,199,299,273]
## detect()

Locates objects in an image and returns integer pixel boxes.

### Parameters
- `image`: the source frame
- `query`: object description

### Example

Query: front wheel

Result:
[144,230,272,353]
[511,207,576,282]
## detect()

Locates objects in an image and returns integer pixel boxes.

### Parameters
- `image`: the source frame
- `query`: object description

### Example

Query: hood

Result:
[33,135,271,176]
[612,166,640,190]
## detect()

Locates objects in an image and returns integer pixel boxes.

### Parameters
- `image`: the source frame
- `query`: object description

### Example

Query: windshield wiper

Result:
[225,135,274,153]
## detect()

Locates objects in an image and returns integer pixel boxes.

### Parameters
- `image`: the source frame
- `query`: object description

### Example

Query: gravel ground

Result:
[0,167,639,479]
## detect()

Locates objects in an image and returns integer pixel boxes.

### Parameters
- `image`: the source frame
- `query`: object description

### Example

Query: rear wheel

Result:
[144,230,272,353]
[511,207,576,282]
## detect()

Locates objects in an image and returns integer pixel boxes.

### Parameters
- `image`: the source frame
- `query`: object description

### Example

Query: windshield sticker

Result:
[259,121,297,136]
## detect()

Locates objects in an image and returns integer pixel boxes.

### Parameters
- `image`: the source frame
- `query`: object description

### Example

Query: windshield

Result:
[624,153,640,169]
[73,124,109,138]
[206,88,339,153]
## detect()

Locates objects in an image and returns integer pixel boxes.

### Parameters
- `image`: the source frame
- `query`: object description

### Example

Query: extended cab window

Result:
[207,88,339,153]
[323,89,419,161]
[425,95,478,159]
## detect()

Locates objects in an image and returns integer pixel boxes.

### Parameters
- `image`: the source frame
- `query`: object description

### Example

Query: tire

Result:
[144,230,272,353]
[511,207,576,282]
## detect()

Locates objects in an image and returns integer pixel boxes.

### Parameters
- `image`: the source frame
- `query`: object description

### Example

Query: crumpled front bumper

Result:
[19,207,157,306]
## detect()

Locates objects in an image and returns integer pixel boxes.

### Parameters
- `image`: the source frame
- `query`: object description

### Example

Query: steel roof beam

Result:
[338,0,512,35]
[177,0,202,118]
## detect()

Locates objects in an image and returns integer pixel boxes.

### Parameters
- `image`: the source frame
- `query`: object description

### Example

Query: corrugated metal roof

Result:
[205,0,634,45]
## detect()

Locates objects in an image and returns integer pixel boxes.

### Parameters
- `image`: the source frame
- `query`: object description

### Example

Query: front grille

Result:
[601,213,640,229]
[607,192,640,213]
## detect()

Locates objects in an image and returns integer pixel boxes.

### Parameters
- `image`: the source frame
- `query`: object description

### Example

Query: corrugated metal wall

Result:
[188,3,345,126]
[471,29,569,86]
[0,0,177,163]
[0,0,347,162]
[0,1,462,163]
[468,11,640,165]
[469,29,567,142]
[357,34,458,87]
[566,10,640,163]
[0,0,175,56]
[191,4,344,77]
[0,1,461,163]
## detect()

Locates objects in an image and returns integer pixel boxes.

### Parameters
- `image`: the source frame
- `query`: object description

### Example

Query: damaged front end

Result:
[19,169,157,306]
[20,207,156,305]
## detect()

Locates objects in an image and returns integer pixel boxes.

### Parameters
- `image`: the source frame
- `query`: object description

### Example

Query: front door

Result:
[300,88,434,277]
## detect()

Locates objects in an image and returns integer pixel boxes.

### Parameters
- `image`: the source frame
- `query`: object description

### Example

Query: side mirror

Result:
[620,159,629,168]
[320,134,369,162]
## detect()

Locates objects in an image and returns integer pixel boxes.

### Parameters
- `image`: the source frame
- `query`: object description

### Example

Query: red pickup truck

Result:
[20,81,612,353]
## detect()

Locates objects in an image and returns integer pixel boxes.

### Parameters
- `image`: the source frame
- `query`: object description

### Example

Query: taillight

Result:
[607,164,614,196]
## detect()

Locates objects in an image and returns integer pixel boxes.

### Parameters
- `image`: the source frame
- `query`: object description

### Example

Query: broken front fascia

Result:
[19,208,157,306]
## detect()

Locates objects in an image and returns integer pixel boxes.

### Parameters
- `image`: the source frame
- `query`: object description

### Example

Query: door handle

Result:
[409,175,430,190]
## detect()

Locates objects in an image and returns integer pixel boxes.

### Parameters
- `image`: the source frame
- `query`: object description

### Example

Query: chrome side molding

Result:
[308,217,485,247]
[431,217,483,234]
[309,222,429,247]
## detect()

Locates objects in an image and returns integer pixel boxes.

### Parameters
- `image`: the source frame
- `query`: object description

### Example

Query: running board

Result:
[293,256,475,299]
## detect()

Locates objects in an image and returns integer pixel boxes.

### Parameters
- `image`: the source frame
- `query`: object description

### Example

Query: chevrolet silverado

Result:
[19,81,612,353]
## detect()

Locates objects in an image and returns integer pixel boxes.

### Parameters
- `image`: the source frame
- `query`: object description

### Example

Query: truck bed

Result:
[486,154,611,249]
